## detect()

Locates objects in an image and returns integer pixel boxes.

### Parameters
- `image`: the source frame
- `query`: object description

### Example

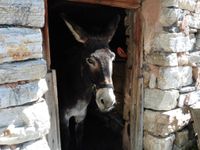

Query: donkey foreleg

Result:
[74,112,87,150]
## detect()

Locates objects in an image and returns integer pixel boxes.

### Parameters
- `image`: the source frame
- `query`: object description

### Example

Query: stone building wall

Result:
[142,0,200,149]
[0,0,50,149]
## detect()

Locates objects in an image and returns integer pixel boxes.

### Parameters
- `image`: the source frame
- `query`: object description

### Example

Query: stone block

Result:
[144,88,179,110]
[0,79,48,108]
[0,28,43,64]
[0,59,47,84]
[0,99,50,145]
[160,8,183,26]
[189,13,200,29]
[0,137,50,150]
[144,108,191,137]
[0,0,44,27]
[178,90,200,107]
[161,0,196,11]
[143,132,175,150]
[146,52,178,66]
[153,33,194,52]
[188,51,200,66]
[158,66,193,90]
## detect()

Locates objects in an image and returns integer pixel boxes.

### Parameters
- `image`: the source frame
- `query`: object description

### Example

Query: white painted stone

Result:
[144,88,179,110]
[153,33,194,52]
[189,13,200,29]
[143,132,175,150]
[0,99,50,145]
[188,51,200,66]
[144,108,191,137]
[161,0,196,11]
[174,129,189,147]
[160,8,183,26]
[0,137,50,150]
[146,52,178,66]
[0,79,48,108]
[178,90,200,107]
[0,59,47,84]
[0,0,44,27]
[195,1,200,14]
[157,66,193,89]
[0,28,43,64]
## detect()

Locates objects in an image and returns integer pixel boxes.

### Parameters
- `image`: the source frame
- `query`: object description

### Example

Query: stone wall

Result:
[0,0,50,149]
[142,0,200,149]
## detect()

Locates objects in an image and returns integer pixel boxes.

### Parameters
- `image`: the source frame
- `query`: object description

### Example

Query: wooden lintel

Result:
[67,0,141,9]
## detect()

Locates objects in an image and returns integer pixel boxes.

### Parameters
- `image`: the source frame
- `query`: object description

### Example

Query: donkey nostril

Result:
[100,99,105,104]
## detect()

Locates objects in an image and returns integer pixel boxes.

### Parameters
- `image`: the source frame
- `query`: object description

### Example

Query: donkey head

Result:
[62,15,120,112]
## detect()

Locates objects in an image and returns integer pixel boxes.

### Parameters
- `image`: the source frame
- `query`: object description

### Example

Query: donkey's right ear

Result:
[60,14,88,44]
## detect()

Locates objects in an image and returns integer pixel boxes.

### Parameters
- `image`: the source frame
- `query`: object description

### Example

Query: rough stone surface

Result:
[0,79,48,108]
[143,132,175,150]
[0,0,44,27]
[160,8,183,26]
[153,33,194,52]
[157,66,193,89]
[0,59,47,84]
[144,108,191,137]
[178,90,200,107]
[161,0,196,11]
[189,14,200,29]
[0,99,50,145]
[146,52,178,66]
[0,137,50,150]
[0,28,43,64]
[144,88,179,110]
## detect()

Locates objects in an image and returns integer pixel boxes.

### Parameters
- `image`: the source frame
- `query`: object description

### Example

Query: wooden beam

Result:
[130,8,143,150]
[43,0,51,71]
[190,108,200,149]
[67,0,141,9]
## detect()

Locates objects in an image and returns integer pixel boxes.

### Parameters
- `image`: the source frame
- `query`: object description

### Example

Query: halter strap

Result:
[96,83,114,89]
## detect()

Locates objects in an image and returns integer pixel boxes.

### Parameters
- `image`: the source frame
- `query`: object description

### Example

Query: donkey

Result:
[57,15,120,150]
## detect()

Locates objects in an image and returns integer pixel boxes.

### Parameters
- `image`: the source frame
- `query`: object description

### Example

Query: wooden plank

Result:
[0,59,47,84]
[0,28,43,64]
[0,0,45,27]
[45,70,61,150]
[67,0,141,9]
[190,108,200,149]
[130,8,143,150]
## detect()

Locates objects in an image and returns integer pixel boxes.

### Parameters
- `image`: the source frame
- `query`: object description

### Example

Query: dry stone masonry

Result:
[142,0,200,149]
[0,0,50,149]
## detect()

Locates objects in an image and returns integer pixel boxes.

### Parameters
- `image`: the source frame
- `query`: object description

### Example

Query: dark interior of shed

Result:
[48,1,127,150]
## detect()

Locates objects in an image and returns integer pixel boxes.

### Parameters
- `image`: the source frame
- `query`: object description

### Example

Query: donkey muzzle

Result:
[95,86,116,112]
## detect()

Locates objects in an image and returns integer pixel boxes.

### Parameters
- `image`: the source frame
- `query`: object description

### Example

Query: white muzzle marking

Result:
[96,88,116,112]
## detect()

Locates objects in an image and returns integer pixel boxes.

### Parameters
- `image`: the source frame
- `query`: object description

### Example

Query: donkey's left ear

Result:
[105,15,120,43]
[61,14,88,43]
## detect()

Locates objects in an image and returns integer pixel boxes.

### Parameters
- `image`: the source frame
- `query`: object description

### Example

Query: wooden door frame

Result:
[42,1,144,150]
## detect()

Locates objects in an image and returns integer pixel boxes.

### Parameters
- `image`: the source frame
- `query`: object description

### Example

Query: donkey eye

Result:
[86,57,95,65]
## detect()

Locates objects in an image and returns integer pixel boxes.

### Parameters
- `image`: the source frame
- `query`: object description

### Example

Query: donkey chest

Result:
[64,99,89,121]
